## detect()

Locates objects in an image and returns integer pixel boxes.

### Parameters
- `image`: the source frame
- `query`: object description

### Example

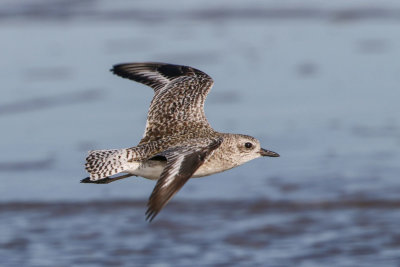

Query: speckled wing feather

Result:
[145,138,223,222]
[111,63,216,144]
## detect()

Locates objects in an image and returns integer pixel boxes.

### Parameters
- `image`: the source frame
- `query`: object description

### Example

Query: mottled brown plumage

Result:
[112,63,216,144]
[83,62,279,222]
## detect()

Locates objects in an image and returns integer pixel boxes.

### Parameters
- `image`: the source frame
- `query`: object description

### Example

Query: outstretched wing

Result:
[145,138,223,222]
[111,62,215,144]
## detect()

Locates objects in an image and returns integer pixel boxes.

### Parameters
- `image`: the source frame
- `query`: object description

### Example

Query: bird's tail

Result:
[85,149,128,180]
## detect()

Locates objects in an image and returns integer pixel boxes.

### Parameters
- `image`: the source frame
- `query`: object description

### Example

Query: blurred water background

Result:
[1,0,400,266]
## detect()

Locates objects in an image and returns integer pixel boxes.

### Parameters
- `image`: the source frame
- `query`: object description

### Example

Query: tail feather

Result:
[85,149,128,180]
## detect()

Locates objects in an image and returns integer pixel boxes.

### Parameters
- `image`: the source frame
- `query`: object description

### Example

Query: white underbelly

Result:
[126,159,232,180]
[129,160,165,180]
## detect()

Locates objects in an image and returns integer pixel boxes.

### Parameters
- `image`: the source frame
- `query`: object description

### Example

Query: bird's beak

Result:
[259,148,280,157]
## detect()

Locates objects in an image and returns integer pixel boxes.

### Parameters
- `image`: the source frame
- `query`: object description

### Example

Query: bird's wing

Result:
[145,137,223,222]
[111,62,215,144]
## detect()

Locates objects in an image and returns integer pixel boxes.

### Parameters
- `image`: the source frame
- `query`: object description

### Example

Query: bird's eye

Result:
[245,142,253,149]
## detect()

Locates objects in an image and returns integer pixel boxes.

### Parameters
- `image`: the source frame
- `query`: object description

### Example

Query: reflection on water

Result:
[1,0,400,266]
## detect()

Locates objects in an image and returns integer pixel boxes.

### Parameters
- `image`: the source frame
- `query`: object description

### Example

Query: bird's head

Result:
[229,134,279,166]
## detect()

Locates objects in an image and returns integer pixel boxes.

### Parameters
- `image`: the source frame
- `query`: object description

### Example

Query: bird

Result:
[81,62,279,221]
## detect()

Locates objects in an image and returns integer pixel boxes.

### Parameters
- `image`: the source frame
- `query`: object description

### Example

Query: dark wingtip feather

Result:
[110,63,137,80]
[145,208,157,222]
[111,63,169,91]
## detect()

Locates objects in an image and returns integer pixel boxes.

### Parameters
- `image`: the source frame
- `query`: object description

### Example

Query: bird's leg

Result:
[80,174,135,184]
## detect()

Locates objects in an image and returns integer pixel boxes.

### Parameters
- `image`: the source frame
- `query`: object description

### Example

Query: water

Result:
[1,199,400,266]
[1,0,400,266]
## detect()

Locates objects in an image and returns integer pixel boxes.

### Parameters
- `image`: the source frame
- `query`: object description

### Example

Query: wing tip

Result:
[110,63,131,77]
[110,62,211,80]
[145,207,158,222]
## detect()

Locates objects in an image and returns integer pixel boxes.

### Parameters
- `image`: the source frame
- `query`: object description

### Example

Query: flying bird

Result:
[82,62,279,221]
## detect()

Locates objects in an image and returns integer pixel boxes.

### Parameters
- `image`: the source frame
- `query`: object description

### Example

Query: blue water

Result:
[1,0,400,266]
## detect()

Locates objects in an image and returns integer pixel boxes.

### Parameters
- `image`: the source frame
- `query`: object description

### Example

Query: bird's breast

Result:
[192,157,237,178]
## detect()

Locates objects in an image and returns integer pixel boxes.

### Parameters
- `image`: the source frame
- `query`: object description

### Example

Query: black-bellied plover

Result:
[82,62,279,221]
